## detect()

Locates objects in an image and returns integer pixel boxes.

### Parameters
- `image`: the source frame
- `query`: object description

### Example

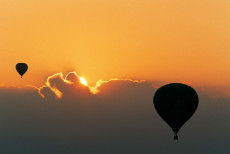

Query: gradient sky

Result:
[0,1,230,153]
[1,0,230,89]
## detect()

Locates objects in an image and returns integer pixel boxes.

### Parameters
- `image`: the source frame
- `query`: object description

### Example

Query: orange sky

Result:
[1,0,230,88]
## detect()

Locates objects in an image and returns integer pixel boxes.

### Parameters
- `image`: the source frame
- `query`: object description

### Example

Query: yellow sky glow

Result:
[79,77,87,86]
[0,0,230,90]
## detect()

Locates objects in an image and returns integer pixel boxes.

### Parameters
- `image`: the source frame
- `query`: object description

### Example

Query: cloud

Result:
[39,72,91,99]
[0,72,229,153]
[38,72,148,99]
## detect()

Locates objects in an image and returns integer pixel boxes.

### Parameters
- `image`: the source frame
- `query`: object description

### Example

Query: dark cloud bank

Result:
[0,73,230,153]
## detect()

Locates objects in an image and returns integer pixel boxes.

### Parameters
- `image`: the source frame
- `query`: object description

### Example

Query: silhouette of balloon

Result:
[153,83,198,140]
[16,63,28,78]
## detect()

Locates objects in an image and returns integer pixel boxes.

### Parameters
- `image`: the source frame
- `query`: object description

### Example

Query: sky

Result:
[0,0,230,153]
[0,0,230,88]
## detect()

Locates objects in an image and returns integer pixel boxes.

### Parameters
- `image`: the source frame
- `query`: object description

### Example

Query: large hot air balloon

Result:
[16,63,28,78]
[153,83,198,140]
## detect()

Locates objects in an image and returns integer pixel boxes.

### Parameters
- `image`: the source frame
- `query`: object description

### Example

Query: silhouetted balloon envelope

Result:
[153,83,198,140]
[16,63,28,78]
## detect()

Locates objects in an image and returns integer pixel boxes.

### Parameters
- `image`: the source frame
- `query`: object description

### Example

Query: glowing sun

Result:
[79,77,88,86]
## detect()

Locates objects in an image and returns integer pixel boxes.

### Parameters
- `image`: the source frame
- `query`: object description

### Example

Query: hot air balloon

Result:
[16,63,28,78]
[153,83,198,140]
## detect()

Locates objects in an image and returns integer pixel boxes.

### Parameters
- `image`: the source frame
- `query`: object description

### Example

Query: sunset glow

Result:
[0,0,229,93]
[79,77,88,86]
[1,0,230,152]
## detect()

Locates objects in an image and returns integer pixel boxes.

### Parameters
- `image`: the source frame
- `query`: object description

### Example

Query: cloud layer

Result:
[0,72,229,153]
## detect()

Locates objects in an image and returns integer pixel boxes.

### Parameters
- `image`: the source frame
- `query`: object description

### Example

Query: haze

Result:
[0,0,230,153]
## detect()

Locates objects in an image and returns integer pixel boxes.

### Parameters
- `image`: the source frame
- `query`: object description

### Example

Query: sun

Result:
[79,77,88,86]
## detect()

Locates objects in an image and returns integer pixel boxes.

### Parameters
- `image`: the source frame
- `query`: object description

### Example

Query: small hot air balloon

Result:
[153,83,198,140]
[16,63,28,78]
